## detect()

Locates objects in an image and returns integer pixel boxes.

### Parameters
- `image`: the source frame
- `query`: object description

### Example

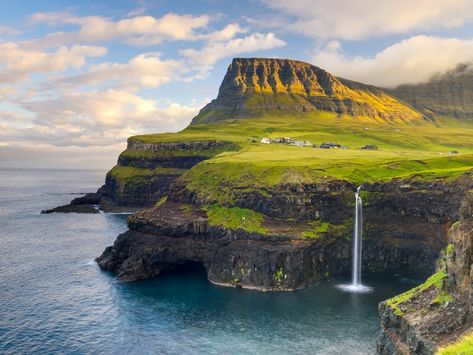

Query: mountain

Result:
[391,63,473,120]
[192,58,422,124]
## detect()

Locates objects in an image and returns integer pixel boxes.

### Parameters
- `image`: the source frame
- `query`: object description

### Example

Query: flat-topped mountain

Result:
[192,58,422,124]
[391,63,473,120]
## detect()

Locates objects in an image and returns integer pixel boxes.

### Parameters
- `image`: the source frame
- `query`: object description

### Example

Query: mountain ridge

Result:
[391,63,473,120]
[191,57,423,124]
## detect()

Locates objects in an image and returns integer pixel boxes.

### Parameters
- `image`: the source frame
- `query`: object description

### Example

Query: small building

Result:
[303,140,313,147]
[320,142,341,149]
[361,144,378,150]
[261,137,271,144]
[281,137,293,144]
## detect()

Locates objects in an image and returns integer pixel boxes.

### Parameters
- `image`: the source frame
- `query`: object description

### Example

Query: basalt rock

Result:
[96,175,471,290]
[43,139,237,213]
[41,193,101,214]
[191,58,422,124]
[376,192,473,354]
[390,63,473,120]
[172,176,473,273]
[97,202,346,289]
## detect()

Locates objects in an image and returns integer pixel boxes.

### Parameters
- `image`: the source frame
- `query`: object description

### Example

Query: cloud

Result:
[0,25,20,36]
[261,0,473,40]
[5,90,200,148]
[181,32,286,66]
[30,12,214,47]
[201,23,247,42]
[19,89,200,135]
[54,53,188,91]
[313,35,473,87]
[0,43,106,83]
[0,90,201,168]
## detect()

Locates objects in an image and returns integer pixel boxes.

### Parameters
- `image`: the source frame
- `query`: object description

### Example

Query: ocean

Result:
[0,169,419,354]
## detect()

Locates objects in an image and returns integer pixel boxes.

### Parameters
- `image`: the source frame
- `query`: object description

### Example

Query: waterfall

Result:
[336,185,372,293]
[352,186,363,286]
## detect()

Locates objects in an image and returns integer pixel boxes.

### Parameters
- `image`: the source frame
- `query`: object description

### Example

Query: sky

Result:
[2,0,473,169]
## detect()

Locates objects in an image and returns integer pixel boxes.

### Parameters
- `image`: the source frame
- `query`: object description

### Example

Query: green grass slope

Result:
[131,111,473,205]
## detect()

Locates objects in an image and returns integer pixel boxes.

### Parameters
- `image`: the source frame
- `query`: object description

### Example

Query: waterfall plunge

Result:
[337,186,372,293]
[352,186,363,286]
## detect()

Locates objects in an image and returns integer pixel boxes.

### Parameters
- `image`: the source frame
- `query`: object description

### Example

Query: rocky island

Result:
[50,58,473,353]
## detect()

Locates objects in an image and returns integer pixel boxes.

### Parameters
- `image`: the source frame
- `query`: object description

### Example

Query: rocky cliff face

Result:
[376,192,473,354]
[174,175,473,269]
[97,176,473,291]
[391,63,473,120]
[96,139,236,210]
[192,58,422,124]
[96,199,432,290]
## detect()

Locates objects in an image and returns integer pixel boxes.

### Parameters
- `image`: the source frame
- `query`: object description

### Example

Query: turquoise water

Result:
[0,169,419,354]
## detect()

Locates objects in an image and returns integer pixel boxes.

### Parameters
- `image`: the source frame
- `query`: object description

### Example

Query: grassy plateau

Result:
[126,111,473,205]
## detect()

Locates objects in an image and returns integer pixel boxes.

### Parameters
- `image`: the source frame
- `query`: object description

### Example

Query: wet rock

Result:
[376,192,473,354]
[41,192,101,214]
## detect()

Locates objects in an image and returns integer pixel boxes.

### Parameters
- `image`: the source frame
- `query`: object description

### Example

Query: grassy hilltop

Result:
[122,112,473,205]
[109,58,473,207]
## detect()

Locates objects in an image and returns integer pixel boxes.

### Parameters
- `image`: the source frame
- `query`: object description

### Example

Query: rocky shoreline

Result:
[377,193,473,354]
[94,172,473,290]
[42,136,473,352]
[41,193,102,214]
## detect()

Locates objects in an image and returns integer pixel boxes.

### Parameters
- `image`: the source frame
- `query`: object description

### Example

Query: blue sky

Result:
[2,0,473,169]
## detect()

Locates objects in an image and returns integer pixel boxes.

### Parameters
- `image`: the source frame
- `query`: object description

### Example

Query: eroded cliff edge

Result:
[42,138,238,213]
[377,192,473,354]
[96,175,473,291]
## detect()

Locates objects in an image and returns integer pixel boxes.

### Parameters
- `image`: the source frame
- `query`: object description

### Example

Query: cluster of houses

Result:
[260,137,313,147]
[319,142,348,149]
[258,137,378,150]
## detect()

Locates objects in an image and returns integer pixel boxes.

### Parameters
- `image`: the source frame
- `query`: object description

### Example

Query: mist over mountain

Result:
[391,63,473,120]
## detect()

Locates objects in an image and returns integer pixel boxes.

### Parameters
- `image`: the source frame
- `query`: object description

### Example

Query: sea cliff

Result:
[377,192,473,354]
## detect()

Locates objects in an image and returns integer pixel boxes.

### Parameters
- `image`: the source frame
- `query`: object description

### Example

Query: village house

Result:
[320,142,341,149]
[261,137,271,144]
[259,136,313,147]
[361,144,378,150]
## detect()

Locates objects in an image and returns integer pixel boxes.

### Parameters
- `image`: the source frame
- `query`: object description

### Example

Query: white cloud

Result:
[0,25,20,36]
[262,0,473,40]
[0,90,201,169]
[201,23,247,42]
[0,10,278,168]
[55,53,188,91]
[181,32,286,66]
[30,12,213,47]
[0,43,106,83]
[18,89,200,135]
[313,35,473,87]
[0,91,203,169]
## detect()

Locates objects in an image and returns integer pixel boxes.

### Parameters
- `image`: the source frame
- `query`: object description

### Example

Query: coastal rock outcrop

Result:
[96,200,428,290]
[41,193,101,214]
[376,192,473,354]
[43,139,238,212]
[97,175,473,290]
